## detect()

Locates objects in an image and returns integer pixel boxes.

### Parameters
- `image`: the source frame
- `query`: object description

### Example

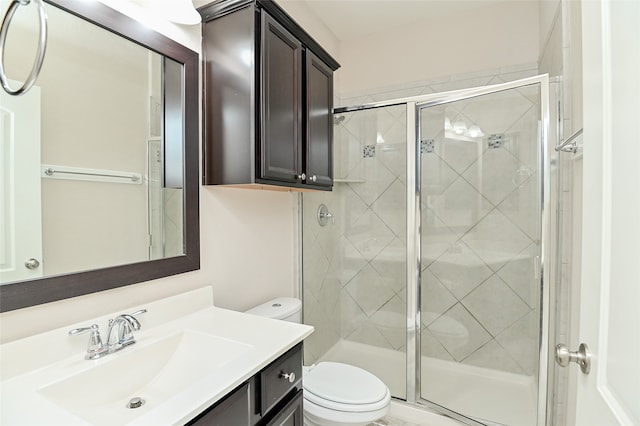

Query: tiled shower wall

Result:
[303,63,540,377]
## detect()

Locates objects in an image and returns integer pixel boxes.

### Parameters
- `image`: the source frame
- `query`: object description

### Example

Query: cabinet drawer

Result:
[264,389,303,426]
[260,343,302,415]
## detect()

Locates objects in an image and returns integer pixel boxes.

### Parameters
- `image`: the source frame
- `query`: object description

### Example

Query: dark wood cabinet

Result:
[186,343,304,426]
[200,0,340,191]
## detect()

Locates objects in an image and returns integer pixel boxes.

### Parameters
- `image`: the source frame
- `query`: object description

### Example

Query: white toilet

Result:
[246,297,391,426]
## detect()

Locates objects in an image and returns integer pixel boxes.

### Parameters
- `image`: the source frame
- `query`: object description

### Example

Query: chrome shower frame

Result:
[333,74,553,426]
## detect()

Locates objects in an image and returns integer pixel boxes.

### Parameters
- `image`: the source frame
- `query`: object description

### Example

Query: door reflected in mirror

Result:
[0,2,184,285]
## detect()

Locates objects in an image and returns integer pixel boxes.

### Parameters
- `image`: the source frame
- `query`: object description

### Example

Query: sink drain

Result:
[126,397,145,409]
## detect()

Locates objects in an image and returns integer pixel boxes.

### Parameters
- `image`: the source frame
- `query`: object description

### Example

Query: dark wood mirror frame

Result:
[0,0,200,312]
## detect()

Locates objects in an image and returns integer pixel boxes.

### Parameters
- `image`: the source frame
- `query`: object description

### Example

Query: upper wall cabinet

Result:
[199,0,340,191]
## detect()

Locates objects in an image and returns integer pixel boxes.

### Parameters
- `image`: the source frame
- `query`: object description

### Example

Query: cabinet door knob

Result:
[296,173,306,181]
[279,371,296,383]
[310,175,317,182]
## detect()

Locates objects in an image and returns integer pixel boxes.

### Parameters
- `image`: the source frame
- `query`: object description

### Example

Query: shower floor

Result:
[320,339,537,426]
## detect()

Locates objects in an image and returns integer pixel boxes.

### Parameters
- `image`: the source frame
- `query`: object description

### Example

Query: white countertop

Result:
[0,288,313,425]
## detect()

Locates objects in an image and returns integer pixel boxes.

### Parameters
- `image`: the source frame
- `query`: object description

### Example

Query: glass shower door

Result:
[418,84,543,426]
[302,104,408,399]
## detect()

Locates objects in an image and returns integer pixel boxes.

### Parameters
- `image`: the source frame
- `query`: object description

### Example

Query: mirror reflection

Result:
[0,2,184,285]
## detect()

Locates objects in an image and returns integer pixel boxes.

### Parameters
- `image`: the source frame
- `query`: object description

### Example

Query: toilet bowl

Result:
[246,298,391,426]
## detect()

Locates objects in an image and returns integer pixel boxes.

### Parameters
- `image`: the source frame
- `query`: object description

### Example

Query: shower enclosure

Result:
[302,75,551,426]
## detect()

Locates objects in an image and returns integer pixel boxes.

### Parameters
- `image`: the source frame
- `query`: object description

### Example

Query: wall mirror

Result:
[0,0,200,312]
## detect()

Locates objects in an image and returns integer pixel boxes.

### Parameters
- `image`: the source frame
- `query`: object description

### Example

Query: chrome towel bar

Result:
[555,127,583,153]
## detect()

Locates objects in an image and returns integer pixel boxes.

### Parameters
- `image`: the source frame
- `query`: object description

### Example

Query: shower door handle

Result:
[555,343,591,374]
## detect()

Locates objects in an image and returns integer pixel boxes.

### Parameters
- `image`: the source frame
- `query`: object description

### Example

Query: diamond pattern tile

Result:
[428,242,493,299]
[462,209,533,272]
[335,235,367,287]
[437,136,483,175]
[428,176,493,237]
[421,269,457,324]
[421,328,454,361]
[462,275,531,336]
[372,179,406,240]
[428,303,491,362]
[340,291,367,338]
[497,243,539,309]
[462,147,524,205]
[370,238,406,294]
[496,310,539,375]
[420,151,458,200]
[497,172,539,240]
[463,340,524,374]
[345,209,396,261]
[340,184,369,229]
[461,88,534,136]
[421,208,459,267]
[348,158,396,206]
[371,294,406,350]
[345,264,396,317]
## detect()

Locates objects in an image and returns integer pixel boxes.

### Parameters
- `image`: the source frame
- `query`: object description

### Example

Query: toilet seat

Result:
[303,362,390,412]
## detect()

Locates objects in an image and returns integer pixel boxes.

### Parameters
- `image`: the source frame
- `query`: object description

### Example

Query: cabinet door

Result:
[264,389,303,426]
[305,51,333,188]
[260,12,303,184]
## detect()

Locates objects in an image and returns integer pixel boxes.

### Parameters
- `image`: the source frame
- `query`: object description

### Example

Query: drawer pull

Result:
[279,371,296,383]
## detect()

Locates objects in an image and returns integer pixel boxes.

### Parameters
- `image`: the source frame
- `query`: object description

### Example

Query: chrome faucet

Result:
[69,309,146,360]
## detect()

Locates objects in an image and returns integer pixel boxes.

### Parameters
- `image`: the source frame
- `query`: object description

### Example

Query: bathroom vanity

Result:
[0,288,312,425]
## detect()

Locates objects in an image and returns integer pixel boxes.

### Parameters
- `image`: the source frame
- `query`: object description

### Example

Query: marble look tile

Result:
[421,327,454,361]
[461,88,534,136]
[428,303,492,361]
[462,339,524,374]
[462,274,531,336]
[421,269,457,322]
[340,291,367,338]
[497,172,539,240]
[371,294,407,350]
[420,151,458,200]
[428,242,493,300]
[462,209,533,272]
[462,147,524,206]
[428,176,493,237]
[370,238,406,294]
[372,179,407,240]
[335,235,368,287]
[497,243,539,309]
[346,209,396,261]
[345,264,397,317]
[421,209,459,268]
[496,310,539,375]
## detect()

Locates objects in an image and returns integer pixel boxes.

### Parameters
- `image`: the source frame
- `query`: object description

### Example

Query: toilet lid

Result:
[303,362,389,410]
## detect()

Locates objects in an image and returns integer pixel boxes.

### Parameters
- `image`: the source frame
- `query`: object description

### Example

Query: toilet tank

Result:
[245,297,302,323]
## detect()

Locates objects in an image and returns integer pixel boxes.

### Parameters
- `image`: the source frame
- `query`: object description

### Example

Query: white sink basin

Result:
[38,330,253,426]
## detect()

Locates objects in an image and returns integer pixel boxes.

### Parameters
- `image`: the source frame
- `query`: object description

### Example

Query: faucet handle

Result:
[131,309,147,316]
[69,324,107,360]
